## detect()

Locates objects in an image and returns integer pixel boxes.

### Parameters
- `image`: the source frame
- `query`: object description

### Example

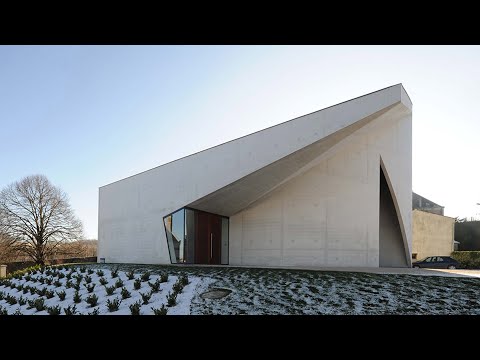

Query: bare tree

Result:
[0,233,20,263]
[0,175,84,265]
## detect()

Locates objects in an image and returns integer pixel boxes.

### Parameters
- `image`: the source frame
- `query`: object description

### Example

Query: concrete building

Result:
[98,84,413,268]
[411,193,455,260]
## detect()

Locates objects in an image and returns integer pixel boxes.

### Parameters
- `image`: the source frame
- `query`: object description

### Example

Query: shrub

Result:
[74,274,83,284]
[115,278,124,288]
[87,269,94,275]
[7,294,17,305]
[85,283,96,293]
[148,279,161,293]
[84,275,92,284]
[86,294,99,307]
[34,298,46,312]
[45,277,53,285]
[172,280,184,293]
[10,281,17,288]
[29,287,36,295]
[105,285,116,296]
[140,291,152,305]
[45,269,52,277]
[106,298,122,312]
[121,287,131,299]
[45,290,55,299]
[451,251,480,269]
[0,292,4,300]
[73,291,82,304]
[111,268,119,278]
[22,286,30,294]
[126,270,135,280]
[64,305,78,315]
[27,299,36,309]
[129,300,142,315]
[13,308,22,315]
[89,308,100,315]
[141,272,150,282]
[16,284,23,292]
[160,273,168,283]
[79,266,87,273]
[96,269,104,277]
[37,287,47,296]
[18,296,27,306]
[47,305,61,315]
[58,272,65,279]
[152,304,168,315]
[134,278,142,290]
[53,280,62,288]
[38,277,45,285]
[72,282,81,291]
[65,280,73,289]
[0,306,8,315]
[179,275,189,286]
[57,265,64,271]
[24,275,31,282]
[66,272,72,280]
[166,291,177,307]
[56,290,66,301]
[99,277,108,286]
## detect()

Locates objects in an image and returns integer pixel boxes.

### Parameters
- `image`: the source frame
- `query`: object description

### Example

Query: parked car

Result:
[412,256,461,269]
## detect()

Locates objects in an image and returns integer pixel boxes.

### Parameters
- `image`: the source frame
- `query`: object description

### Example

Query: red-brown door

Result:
[195,211,222,264]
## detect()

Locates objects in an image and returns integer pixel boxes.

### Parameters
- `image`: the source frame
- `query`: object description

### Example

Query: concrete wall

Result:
[229,106,412,268]
[98,84,412,267]
[412,209,454,260]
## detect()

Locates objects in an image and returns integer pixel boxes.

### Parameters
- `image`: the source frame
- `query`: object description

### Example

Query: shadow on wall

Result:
[379,166,408,267]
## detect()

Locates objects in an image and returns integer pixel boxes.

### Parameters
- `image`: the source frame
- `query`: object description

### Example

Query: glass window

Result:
[425,257,432,262]
[437,257,444,262]
[185,209,195,264]
[221,217,229,265]
[172,210,185,263]
[164,209,185,264]
[164,208,229,265]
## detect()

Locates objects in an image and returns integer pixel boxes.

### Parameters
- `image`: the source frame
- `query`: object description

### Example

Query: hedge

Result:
[451,251,480,269]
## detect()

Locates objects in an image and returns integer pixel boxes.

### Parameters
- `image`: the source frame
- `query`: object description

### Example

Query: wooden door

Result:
[195,211,222,264]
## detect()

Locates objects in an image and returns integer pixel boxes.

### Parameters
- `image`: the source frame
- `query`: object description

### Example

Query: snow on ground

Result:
[0,266,207,315]
[1,264,480,314]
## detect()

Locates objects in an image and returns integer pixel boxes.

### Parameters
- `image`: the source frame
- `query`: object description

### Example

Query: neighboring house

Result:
[412,192,444,215]
[98,84,412,268]
[411,192,455,261]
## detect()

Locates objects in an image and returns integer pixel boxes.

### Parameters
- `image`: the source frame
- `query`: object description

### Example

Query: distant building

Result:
[412,192,444,216]
[411,192,454,261]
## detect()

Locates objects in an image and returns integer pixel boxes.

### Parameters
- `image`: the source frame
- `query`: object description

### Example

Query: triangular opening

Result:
[379,165,408,267]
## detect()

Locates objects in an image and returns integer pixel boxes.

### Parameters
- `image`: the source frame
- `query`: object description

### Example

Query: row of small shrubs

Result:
[451,251,480,269]
[166,275,190,308]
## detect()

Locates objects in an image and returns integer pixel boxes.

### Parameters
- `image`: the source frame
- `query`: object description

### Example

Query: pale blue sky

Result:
[1,45,479,238]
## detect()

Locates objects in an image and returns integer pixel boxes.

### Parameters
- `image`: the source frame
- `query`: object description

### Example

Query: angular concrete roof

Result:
[101,84,412,218]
